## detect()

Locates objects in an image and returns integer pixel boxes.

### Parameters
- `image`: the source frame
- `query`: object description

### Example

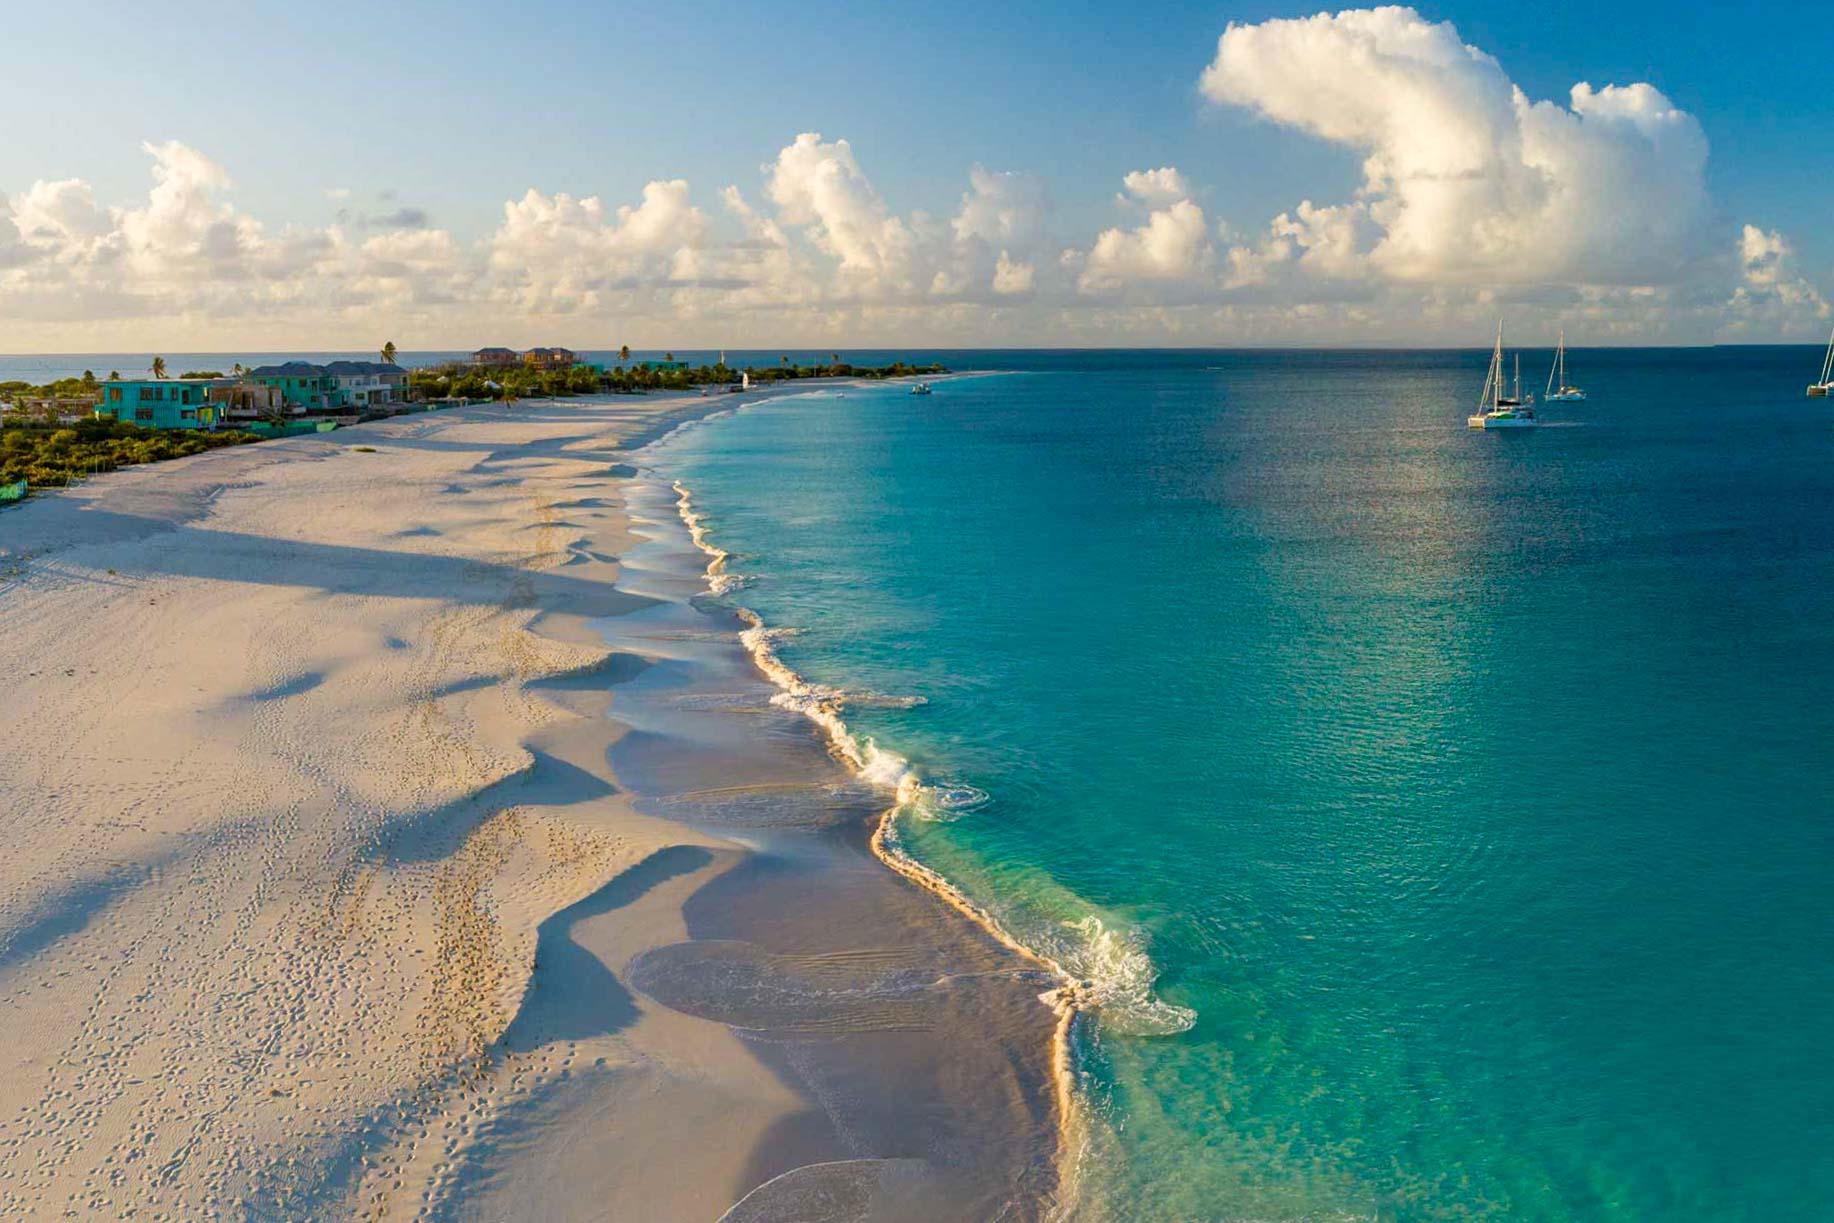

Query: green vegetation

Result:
[178,370,224,379]
[0,418,260,489]
[408,357,947,402]
[2,376,96,402]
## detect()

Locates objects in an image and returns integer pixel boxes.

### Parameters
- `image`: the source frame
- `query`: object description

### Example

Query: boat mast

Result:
[1481,322,1503,409]
[1821,323,1834,386]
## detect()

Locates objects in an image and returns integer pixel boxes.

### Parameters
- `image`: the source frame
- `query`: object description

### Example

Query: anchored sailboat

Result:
[1807,325,1833,397]
[1545,329,1586,401]
[1468,323,1538,429]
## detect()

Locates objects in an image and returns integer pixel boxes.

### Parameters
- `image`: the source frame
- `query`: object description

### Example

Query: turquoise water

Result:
[650,350,1834,1220]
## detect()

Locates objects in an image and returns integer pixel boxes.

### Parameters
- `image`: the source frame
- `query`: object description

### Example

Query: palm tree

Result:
[618,344,631,366]
[151,357,167,380]
[232,362,246,378]
[381,341,398,365]
[108,370,121,381]
[81,370,97,392]
[780,354,789,367]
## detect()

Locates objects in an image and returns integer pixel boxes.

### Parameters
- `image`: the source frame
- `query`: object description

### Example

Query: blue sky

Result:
[2,0,1830,346]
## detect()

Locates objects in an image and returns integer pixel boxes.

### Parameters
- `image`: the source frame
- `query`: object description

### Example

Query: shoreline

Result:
[0,386,1059,1219]
[665,474,1093,1175]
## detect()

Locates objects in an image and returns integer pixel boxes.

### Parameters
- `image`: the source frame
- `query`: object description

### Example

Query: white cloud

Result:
[1199,7,1713,287]
[1225,200,1373,290]
[953,167,1049,248]
[116,140,265,281]
[0,84,1824,348]
[992,251,1035,296]
[1079,171,1211,294]
[766,132,917,294]
[1119,167,1192,205]
[1723,224,1830,332]
[11,178,113,252]
[487,180,708,311]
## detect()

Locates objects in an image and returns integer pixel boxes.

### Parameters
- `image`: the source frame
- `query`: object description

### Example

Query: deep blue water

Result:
[648,348,1834,1220]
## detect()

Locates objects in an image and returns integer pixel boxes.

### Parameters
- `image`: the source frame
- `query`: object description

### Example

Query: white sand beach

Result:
[0,395,1057,1221]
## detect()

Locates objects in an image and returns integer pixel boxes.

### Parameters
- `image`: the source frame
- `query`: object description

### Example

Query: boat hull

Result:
[1808,384,1831,398]
[1547,390,1586,402]
[1468,413,1539,429]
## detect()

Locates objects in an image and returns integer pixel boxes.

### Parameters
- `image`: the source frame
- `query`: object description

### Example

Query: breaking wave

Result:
[668,479,1195,1043]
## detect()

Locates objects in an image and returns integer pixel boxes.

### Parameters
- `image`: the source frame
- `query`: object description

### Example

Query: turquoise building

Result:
[246,361,406,410]
[94,379,220,430]
[247,362,334,411]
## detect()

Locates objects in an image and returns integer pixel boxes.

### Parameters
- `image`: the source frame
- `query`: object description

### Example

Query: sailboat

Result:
[1467,323,1538,429]
[1807,324,1833,397]
[1545,329,1586,401]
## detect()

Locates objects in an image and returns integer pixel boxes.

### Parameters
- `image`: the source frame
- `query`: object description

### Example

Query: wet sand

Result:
[0,391,1058,1219]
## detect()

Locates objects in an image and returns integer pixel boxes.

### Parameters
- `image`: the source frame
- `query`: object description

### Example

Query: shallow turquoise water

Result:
[651,350,1834,1220]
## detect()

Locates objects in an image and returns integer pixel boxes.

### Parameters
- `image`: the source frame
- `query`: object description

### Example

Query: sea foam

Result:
[667,478,1195,1042]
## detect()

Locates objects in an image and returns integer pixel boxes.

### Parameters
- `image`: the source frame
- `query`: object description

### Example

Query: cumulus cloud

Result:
[1200,7,1713,287]
[487,180,709,310]
[1119,167,1192,206]
[1079,170,1211,294]
[0,70,1824,348]
[992,250,1035,296]
[1723,224,1829,331]
[1225,200,1374,291]
[11,178,113,251]
[766,132,917,294]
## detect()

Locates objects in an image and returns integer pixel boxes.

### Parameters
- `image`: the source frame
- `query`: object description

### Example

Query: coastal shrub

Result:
[0,419,260,488]
[405,358,947,402]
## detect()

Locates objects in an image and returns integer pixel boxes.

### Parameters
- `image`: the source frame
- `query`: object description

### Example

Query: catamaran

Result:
[1807,324,1833,397]
[910,381,933,396]
[1545,329,1586,401]
[1468,323,1538,429]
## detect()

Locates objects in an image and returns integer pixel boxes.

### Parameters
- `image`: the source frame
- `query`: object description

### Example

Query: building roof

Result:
[247,362,326,377]
[247,360,402,378]
[321,360,404,376]
[103,375,230,385]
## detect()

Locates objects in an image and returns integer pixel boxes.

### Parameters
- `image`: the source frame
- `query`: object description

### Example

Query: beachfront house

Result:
[248,362,335,412]
[321,361,408,409]
[471,347,519,367]
[523,346,578,370]
[246,361,406,412]
[95,378,223,430]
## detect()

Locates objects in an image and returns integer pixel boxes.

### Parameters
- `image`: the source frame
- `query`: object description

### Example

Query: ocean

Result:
[645,348,1834,1220]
